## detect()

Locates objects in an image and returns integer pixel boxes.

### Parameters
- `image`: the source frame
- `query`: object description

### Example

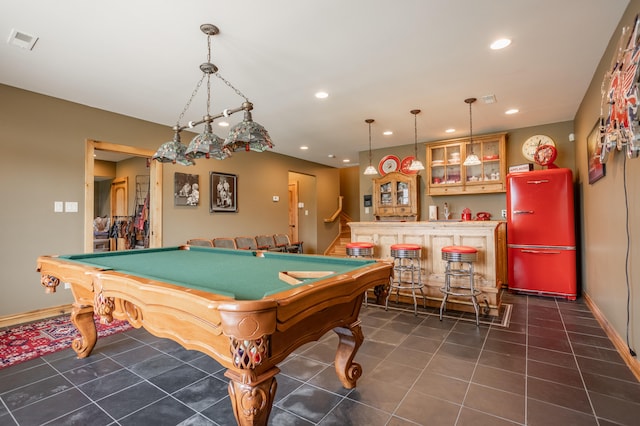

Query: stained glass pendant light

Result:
[186,121,229,160]
[153,129,195,166]
[223,105,274,153]
[153,24,272,165]
[363,119,378,175]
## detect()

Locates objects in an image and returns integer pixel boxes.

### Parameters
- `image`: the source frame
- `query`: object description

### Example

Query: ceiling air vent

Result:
[7,29,39,50]
[480,94,497,104]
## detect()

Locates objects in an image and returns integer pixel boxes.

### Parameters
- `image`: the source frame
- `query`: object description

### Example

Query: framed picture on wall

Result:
[587,120,605,184]
[210,172,237,212]
[174,172,200,206]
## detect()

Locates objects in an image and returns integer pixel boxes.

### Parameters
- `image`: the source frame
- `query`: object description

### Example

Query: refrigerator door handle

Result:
[521,249,562,254]
[526,179,550,184]
[513,210,534,215]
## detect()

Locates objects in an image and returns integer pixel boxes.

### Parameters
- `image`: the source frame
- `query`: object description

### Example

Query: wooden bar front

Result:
[349,221,507,316]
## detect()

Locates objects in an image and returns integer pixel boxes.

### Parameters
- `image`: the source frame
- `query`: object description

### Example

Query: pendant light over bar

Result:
[363,119,378,175]
[462,97,481,166]
[408,109,425,171]
[152,24,273,165]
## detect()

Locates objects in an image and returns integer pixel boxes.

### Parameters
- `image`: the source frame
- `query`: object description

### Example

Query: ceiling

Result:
[1,1,629,167]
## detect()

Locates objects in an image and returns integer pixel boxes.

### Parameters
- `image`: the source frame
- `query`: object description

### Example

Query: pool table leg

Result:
[225,367,279,426]
[70,303,97,359]
[374,284,389,305]
[333,321,364,388]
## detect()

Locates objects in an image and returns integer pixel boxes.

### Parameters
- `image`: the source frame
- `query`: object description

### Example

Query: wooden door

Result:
[111,177,128,217]
[288,182,299,243]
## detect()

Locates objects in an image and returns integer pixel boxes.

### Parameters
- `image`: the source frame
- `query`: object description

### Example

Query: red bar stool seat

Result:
[440,245,481,325]
[346,242,375,305]
[345,242,374,258]
[386,244,425,315]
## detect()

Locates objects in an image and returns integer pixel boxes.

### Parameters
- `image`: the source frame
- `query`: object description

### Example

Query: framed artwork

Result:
[174,172,200,206]
[210,172,237,212]
[587,120,605,184]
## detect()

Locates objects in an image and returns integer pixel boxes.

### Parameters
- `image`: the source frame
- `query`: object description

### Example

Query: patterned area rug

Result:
[0,315,132,369]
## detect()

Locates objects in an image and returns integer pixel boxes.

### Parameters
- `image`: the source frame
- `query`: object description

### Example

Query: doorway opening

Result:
[288,171,317,253]
[84,139,163,253]
[288,181,299,244]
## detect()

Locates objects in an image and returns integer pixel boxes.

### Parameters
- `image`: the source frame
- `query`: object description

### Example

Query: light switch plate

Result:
[65,201,78,212]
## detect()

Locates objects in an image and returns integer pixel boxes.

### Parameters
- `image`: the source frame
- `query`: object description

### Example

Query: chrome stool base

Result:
[385,244,425,315]
[440,246,480,325]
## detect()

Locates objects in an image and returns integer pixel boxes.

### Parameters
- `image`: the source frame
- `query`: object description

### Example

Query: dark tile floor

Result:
[1,292,639,425]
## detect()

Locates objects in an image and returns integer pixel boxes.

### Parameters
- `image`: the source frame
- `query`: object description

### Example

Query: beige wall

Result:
[574,1,639,361]
[0,84,339,317]
[340,166,361,221]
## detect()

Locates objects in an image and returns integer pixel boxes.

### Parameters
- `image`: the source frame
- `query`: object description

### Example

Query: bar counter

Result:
[349,221,507,316]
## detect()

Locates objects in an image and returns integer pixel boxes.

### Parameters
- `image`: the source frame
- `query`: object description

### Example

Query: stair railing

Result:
[323,196,343,223]
[323,210,354,255]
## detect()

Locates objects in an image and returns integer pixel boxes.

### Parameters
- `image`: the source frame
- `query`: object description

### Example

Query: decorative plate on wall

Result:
[400,156,418,174]
[378,155,400,176]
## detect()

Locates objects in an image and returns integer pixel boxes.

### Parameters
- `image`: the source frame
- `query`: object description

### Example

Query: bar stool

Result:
[385,244,425,315]
[346,242,375,305]
[440,245,480,325]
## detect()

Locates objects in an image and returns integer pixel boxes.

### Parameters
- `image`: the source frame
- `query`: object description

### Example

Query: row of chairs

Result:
[187,234,303,253]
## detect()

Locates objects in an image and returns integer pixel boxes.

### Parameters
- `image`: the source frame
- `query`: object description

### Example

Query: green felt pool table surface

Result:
[59,246,376,300]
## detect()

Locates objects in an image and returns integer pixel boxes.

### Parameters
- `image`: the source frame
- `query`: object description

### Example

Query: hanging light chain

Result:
[368,120,373,164]
[414,112,418,156]
[205,26,248,102]
[215,72,249,102]
[206,73,212,117]
[469,100,473,143]
[176,74,206,127]
[465,97,477,155]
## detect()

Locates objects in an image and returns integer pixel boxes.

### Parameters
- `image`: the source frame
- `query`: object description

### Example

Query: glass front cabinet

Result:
[426,132,507,195]
[373,171,419,221]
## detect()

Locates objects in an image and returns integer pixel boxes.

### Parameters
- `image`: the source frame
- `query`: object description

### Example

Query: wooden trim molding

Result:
[0,304,73,329]
[584,292,640,381]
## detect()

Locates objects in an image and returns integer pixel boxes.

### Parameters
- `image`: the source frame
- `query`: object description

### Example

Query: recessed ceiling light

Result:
[445,128,455,133]
[490,38,511,50]
[300,146,309,150]
[328,154,336,158]
[505,108,519,115]
[218,121,229,127]
[315,91,329,99]
[343,159,350,163]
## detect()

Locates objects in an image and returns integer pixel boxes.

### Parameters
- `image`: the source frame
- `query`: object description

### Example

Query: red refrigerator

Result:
[506,168,577,300]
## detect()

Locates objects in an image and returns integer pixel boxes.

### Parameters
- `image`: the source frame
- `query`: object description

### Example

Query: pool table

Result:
[37,246,392,426]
